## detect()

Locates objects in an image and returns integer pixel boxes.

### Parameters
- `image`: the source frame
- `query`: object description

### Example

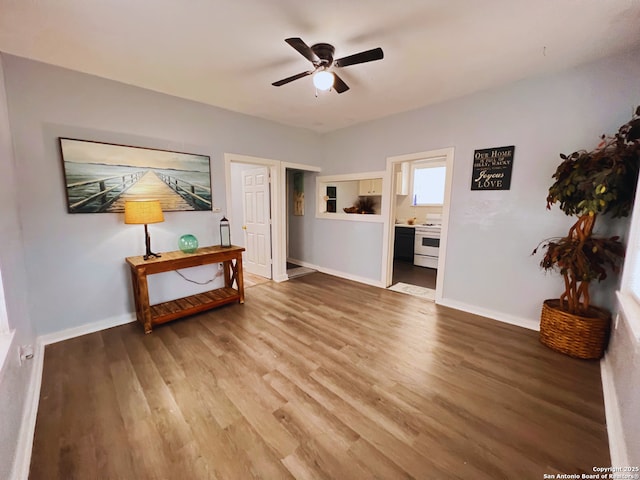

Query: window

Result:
[618,176,640,341]
[411,159,446,206]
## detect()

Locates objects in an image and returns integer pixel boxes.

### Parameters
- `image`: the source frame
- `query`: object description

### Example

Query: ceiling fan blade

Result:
[285,37,319,63]
[332,73,350,94]
[272,70,313,87]
[334,47,384,68]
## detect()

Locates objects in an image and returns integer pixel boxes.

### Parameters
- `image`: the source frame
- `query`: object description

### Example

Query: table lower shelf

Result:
[148,287,241,326]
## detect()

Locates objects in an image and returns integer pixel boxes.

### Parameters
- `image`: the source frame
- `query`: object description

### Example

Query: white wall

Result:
[395,196,443,225]
[3,47,640,468]
[10,46,636,335]
[316,48,640,463]
[0,55,37,480]
[1,53,321,336]
[319,48,640,324]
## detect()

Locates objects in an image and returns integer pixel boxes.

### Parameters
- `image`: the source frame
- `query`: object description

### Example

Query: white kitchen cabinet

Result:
[395,163,409,195]
[358,178,383,196]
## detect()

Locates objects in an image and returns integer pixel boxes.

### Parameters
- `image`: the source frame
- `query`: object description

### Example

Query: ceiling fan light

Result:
[313,70,334,91]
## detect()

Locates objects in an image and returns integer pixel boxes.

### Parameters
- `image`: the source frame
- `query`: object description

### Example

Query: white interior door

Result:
[242,167,272,278]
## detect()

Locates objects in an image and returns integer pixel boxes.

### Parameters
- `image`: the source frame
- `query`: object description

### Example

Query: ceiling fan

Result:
[272,37,384,94]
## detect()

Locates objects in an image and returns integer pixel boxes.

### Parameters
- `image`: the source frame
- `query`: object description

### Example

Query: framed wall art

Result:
[470,145,514,191]
[326,185,337,213]
[59,138,212,213]
[293,171,304,216]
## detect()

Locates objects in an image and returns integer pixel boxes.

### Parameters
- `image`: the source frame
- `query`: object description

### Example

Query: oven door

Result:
[414,235,440,256]
[414,254,438,268]
[414,233,440,268]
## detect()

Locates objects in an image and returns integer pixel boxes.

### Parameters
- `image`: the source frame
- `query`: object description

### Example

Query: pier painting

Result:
[59,138,212,213]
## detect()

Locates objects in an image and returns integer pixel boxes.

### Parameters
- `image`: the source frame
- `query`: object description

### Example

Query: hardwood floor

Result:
[244,271,271,288]
[30,273,609,479]
[392,259,437,289]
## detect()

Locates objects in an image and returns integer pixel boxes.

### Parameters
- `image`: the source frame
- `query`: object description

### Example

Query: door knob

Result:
[242,225,247,230]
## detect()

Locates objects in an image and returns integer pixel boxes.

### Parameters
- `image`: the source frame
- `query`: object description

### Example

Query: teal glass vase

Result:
[178,234,198,253]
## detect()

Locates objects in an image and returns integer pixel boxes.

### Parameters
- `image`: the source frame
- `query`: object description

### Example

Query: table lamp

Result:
[125,200,164,260]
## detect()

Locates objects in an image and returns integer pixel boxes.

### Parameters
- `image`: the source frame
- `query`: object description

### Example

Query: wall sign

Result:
[293,171,304,215]
[471,145,514,191]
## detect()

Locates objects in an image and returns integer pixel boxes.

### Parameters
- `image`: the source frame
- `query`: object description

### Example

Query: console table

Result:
[126,245,245,333]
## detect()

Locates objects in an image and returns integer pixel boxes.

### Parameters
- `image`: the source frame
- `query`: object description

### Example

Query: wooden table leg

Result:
[137,269,153,334]
[223,260,231,288]
[129,269,142,324]
[235,254,244,304]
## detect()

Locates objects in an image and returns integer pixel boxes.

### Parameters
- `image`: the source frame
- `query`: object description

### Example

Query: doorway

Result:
[284,168,319,279]
[225,154,322,283]
[392,252,438,289]
[382,147,454,302]
[225,154,279,282]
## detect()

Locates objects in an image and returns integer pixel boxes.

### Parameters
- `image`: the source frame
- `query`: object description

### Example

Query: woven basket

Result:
[539,299,611,360]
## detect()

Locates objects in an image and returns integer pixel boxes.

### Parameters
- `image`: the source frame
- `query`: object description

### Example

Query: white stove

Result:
[414,223,441,268]
[415,223,442,234]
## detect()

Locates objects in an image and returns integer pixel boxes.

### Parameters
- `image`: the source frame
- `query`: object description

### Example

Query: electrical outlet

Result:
[19,344,34,365]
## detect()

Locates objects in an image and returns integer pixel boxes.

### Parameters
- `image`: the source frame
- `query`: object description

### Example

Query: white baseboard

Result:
[10,341,44,480]
[286,257,314,270]
[10,313,135,479]
[273,273,289,283]
[318,266,384,288]
[287,258,537,328]
[600,354,629,466]
[437,297,539,331]
[287,258,385,288]
[288,258,542,331]
[39,313,136,346]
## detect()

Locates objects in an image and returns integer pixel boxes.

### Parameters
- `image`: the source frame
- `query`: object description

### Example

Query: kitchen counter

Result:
[395,223,417,228]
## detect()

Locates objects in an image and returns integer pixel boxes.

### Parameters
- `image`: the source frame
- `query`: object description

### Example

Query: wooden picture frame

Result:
[59,138,212,213]
[293,171,304,216]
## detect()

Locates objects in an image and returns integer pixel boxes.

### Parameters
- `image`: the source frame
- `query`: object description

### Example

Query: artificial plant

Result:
[533,106,640,314]
[344,196,377,214]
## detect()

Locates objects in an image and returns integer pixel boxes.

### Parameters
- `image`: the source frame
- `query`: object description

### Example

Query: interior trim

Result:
[286,258,384,288]
[0,330,15,379]
[38,313,135,346]
[10,341,44,480]
[382,147,455,294]
[437,297,539,332]
[600,354,628,467]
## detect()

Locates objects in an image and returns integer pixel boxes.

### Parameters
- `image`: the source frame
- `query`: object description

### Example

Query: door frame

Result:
[281,162,321,275]
[225,153,321,283]
[381,147,455,302]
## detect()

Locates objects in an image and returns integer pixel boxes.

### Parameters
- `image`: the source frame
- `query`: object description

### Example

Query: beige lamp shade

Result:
[124,200,164,225]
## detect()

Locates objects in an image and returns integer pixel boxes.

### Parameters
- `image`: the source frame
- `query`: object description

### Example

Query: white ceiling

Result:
[1,0,639,133]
